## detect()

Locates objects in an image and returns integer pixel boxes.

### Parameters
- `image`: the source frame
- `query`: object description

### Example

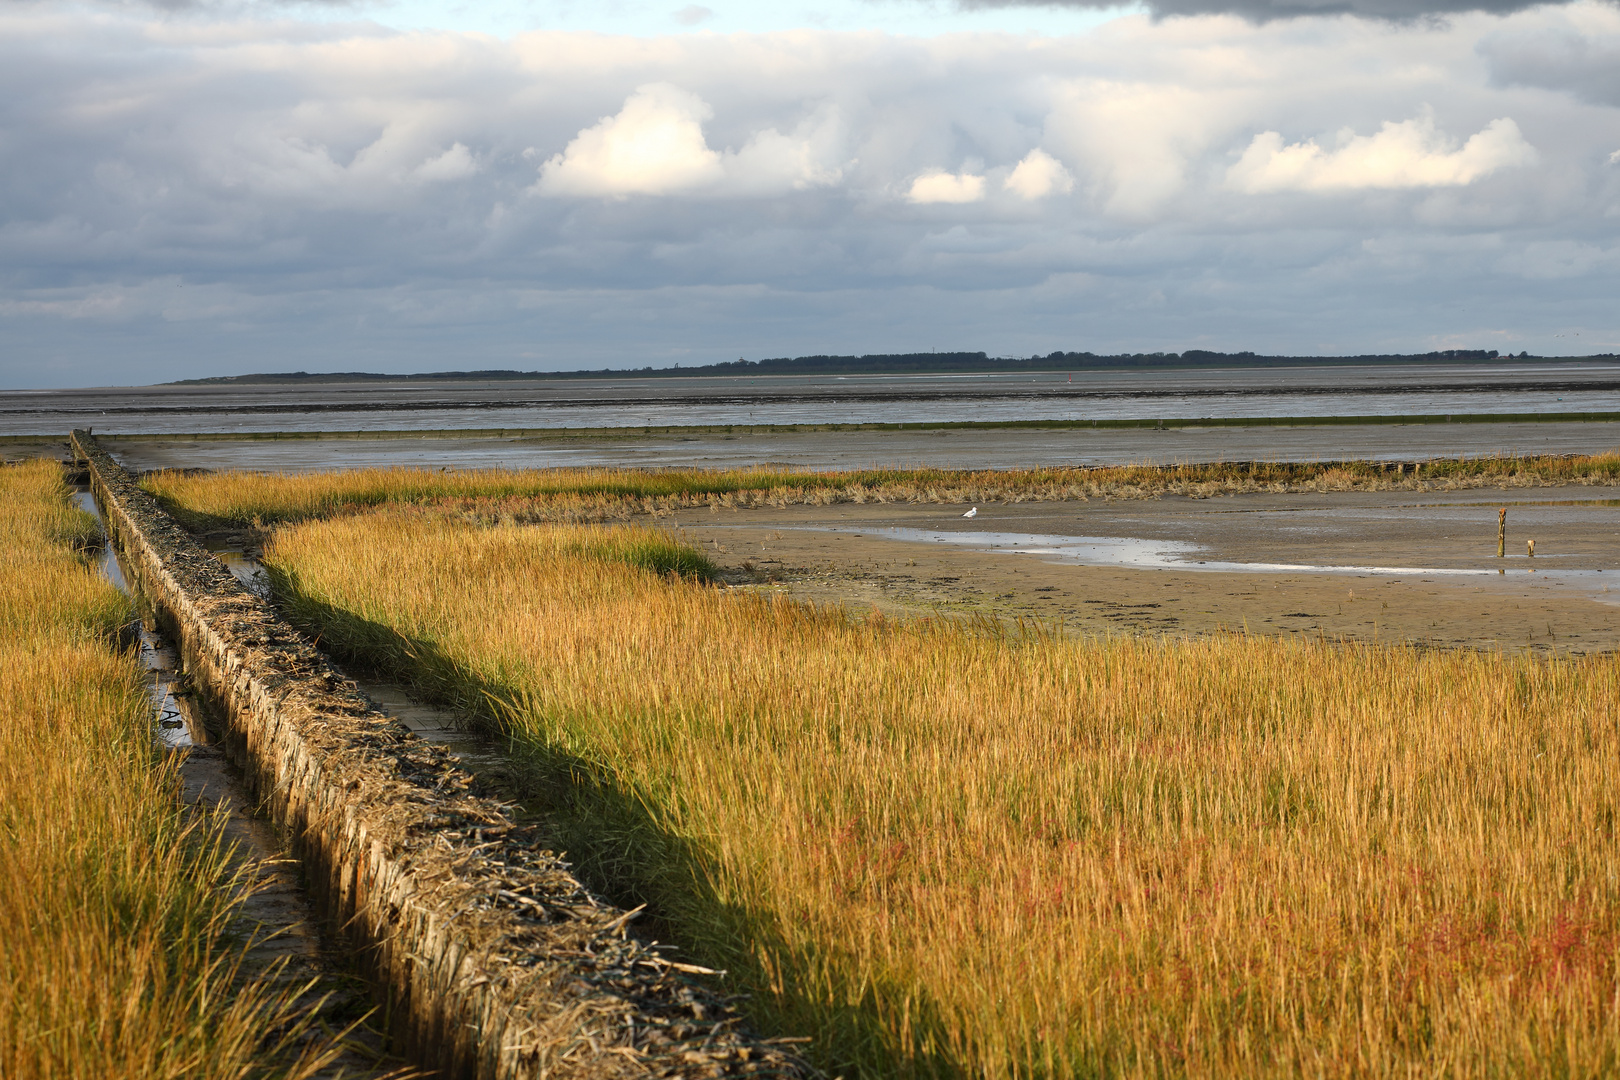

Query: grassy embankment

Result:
[143,453,1620,531]
[0,461,342,1079]
[233,495,1620,1079]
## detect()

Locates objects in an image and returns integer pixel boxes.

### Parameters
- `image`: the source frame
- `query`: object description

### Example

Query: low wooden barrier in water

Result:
[72,430,805,1080]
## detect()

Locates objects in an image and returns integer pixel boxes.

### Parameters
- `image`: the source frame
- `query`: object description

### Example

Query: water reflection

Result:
[74,489,196,747]
[10,362,1620,436]
[807,525,1614,583]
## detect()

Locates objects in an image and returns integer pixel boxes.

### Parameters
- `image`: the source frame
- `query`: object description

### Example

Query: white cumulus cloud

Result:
[536,83,844,198]
[1004,149,1074,199]
[1045,80,1234,218]
[414,142,478,183]
[537,83,725,196]
[908,170,987,204]
[722,106,848,194]
[1226,113,1538,193]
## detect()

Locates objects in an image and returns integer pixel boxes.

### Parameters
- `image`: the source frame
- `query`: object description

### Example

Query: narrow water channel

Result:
[195,531,516,774]
[73,487,402,1077]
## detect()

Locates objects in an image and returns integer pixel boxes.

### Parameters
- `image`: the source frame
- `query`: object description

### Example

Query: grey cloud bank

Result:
[1481,24,1620,106]
[1,5,1619,387]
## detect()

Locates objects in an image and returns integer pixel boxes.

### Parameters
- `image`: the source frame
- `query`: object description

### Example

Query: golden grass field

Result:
[0,461,343,1080]
[241,495,1620,1079]
[142,453,1620,531]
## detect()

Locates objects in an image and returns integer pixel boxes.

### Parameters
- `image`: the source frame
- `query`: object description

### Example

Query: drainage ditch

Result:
[194,528,505,770]
[73,486,405,1077]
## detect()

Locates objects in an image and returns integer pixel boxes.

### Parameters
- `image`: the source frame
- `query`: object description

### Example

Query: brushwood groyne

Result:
[71,430,805,1080]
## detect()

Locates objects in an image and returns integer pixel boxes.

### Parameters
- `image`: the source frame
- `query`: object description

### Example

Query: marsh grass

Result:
[0,460,344,1079]
[144,453,1620,531]
[264,509,1620,1079]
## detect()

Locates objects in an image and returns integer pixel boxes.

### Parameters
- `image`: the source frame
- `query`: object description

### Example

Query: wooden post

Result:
[1498,508,1506,558]
[1528,539,1535,558]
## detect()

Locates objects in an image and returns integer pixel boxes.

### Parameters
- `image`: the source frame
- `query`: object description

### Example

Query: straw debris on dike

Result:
[139,462,1620,1079]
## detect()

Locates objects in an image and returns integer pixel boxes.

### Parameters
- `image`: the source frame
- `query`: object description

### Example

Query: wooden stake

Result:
[1498,508,1506,558]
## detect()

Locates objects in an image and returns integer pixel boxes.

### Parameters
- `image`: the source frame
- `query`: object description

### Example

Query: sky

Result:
[1,0,1618,386]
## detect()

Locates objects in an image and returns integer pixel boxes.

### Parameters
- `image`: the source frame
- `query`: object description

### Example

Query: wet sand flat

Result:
[668,488,1620,654]
[69,419,1620,473]
[0,435,71,463]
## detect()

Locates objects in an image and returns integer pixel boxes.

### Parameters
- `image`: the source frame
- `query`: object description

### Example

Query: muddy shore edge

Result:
[71,430,807,1080]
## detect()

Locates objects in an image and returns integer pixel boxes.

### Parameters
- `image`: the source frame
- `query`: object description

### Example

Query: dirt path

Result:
[666,488,1620,654]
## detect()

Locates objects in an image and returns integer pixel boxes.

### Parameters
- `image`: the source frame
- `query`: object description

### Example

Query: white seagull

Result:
[962,507,977,518]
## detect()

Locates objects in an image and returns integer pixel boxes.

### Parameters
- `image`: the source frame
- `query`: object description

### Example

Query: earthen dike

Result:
[71,430,805,1080]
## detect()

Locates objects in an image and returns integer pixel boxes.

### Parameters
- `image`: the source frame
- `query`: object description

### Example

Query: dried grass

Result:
[0,460,346,1080]
[263,509,1620,1079]
[144,453,1620,531]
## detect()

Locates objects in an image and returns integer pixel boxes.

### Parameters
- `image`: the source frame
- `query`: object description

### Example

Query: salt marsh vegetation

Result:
[143,453,1620,531]
[253,506,1620,1079]
[0,460,345,1079]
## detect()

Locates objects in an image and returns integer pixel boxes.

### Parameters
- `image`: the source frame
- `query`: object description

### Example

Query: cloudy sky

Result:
[2,0,1618,387]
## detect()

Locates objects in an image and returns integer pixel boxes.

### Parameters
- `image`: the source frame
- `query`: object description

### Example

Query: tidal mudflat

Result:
[38,417,1620,475]
[678,488,1620,654]
[140,455,1620,654]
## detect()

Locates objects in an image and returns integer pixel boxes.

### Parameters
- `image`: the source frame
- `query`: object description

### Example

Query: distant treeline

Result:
[684,348,1539,375]
[170,348,1615,385]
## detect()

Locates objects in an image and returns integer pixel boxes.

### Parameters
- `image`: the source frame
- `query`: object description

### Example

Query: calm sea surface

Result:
[6,363,1620,437]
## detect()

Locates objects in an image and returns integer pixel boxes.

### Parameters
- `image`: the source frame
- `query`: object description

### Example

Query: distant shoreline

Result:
[163,350,1620,386]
